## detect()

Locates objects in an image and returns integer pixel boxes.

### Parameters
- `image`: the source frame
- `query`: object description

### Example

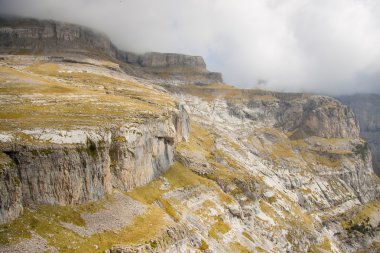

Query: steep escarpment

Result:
[171,85,378,202]
[1,17,380,253]
[167,85,380,252]
[1,61,379,252]
[0,112,189,224]
[339,94,380,176]
[0,16,222,84]
[119,52,223,85]
[0,54,189,224]
[169,84,359,138]
[0,17,115,55]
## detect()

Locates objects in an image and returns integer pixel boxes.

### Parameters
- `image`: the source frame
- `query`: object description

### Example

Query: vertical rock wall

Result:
[0,105,189,224]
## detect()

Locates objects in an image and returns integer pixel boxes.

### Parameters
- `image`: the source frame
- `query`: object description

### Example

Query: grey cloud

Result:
[0,0,379,95]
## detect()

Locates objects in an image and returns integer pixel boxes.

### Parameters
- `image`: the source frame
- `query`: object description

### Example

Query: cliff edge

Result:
[0,16,223,84]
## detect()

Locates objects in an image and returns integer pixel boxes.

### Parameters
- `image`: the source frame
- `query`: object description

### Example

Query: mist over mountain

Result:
[0,14,379,253]
[1,0,379,95]
[338,94,380,176]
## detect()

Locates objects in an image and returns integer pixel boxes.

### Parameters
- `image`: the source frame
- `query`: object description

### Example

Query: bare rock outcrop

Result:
[0,105,189,224]
[338,94,380,176]
[0,16,223,84]
[0,17,116,56]
[138,53,206,70]
[227,94,359,139]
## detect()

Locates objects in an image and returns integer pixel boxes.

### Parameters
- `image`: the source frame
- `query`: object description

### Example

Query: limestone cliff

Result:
[0,54,190,224]
[168,84,380,252]
[0,17,379,253]
[0,110,189,224]
[0,16,222,84]
[338,94,380,176]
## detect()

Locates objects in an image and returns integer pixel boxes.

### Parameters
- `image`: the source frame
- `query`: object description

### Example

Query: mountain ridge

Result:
[0,15,223,85]
[0,17,379,253]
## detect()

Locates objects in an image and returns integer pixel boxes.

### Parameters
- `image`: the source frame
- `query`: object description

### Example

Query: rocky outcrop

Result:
[338,94,380,176]
[291,96,359,138]
[0,17,116,56]
[1,16,379,253]
[118,52,223,84]
[0,105,189,224]
[169,89,380,252]
[172,89,379,206]
[136,53,206,70]
[0,16,223,84]
[0,155,23,225]
[227,94,359,138]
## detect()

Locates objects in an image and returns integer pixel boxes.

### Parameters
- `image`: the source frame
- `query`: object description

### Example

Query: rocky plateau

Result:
[0,17,379,253]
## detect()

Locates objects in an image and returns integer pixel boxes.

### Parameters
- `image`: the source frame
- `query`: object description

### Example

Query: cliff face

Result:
[137,53,207,70]
[1,17,379,253]
[168,85,380,252]
[0,111,189,224]
[0,16,223,84]
[0,53,190,224]
[170,85,378,204]
[338,94,380,176]
[0,17,116,56]
[226,94,359,139]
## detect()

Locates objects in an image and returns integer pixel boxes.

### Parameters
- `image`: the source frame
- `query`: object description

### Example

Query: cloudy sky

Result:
[1,0,379,95]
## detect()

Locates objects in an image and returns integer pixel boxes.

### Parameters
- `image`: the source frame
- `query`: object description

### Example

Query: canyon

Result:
[0,17,379,253]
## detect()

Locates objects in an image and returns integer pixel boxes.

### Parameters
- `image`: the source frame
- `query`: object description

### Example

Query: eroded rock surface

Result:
[0,17,379,253]
[339,94,380,176]
[0,16,222,84]
[0,55,190,224]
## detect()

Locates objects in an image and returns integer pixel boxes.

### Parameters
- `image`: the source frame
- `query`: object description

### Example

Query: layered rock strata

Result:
[339,94,380,176]
[0,16,223,84]
[0,105,189,224]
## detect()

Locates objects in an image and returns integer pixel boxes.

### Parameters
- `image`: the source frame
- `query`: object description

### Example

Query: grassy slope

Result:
[0,61,175,131]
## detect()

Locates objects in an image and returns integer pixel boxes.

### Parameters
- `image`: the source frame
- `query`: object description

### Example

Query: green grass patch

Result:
[229,242,250,253]
[309,237,332,253]
[199,239,209,250]
[70,206,168,253]
[208,215,231,240]
[0,195,112,245]
[0,198,168,253]
[165,162,214,189]
[126,178,166,204]
[242,231,254,242]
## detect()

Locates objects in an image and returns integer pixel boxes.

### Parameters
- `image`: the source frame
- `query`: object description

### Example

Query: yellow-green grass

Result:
[127,161,229,222]
[176,122,215,159]
[177,122,259,202]
[242,232,254,242]
[0,198,170,253]
[229,241,251,253]
[255,246,267,252]
[0,195,113,245]
[258,192,315,237]
[25,63,174,106]
[208,215,231,240]
[308,237,332,253]
[167,83,279,102]
[342,199,380,230]
[72,206,168,253]
[199,239,209,250]
[127,161,216,203]
[0,63,175,131]
[249,127,350,169]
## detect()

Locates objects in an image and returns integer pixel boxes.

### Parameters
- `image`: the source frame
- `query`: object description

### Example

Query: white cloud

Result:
[0,0,379,95]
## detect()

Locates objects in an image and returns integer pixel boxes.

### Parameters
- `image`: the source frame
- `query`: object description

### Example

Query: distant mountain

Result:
[0,16,223,85]
[338,94,380,176]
